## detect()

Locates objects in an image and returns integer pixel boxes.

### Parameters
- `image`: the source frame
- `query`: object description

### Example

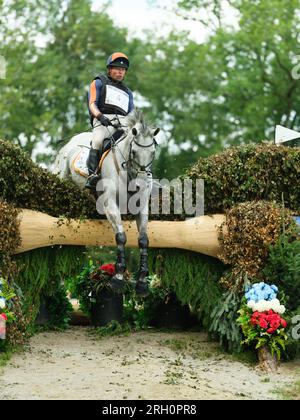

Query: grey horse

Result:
[53,110,159,295]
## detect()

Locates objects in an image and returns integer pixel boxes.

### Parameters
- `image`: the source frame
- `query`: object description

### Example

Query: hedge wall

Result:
[186,143,300,215]
[1,138,299,354]
[1,140,300,221]
[0,139,96,219]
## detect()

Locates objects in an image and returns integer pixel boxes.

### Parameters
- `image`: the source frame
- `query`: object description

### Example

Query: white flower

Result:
[247,298,286,314]
[0,298,6,309]
[255,300,267,312]
[247,300,256,310]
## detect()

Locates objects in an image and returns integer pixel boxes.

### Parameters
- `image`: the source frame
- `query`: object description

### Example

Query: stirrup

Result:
[85,173,100,189]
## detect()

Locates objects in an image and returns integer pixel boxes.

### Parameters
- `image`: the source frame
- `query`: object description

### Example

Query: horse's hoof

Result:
[109,274,125,292]
[135,280,149,297]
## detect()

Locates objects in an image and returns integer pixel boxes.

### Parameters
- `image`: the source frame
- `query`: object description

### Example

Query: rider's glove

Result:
[97,114,112,127]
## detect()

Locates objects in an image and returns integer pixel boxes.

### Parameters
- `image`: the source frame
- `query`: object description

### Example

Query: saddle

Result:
[99,129,124,170]
[101,129,124,154]
[72,129,124,178]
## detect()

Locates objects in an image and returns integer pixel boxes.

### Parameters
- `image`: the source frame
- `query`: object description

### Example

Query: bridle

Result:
[106,119,158,178]
[127,136,157,175]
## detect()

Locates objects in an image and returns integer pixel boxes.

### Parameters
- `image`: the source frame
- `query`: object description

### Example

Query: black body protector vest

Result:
[90,74,130,125]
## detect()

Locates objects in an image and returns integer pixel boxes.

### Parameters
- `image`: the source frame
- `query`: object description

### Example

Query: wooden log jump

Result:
[14,209,226,258]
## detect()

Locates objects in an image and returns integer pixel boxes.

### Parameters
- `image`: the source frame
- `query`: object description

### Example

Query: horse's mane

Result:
[125,109,152,137]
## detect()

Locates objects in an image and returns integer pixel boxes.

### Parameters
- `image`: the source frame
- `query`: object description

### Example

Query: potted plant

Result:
[0,277,16,347]
[74,261,125,327]
[143,274,197,330]
[237,282,288,371]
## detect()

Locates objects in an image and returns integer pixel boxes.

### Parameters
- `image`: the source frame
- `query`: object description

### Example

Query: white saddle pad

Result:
[72,148,89,178]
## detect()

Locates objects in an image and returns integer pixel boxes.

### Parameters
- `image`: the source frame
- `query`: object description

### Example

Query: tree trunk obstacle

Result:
[14,209,226,258]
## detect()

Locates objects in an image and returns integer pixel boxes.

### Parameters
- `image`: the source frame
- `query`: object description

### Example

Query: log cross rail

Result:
[15,209,226,258]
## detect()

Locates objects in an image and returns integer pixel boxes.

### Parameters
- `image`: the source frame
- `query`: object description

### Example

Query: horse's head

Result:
[125,110,160,177]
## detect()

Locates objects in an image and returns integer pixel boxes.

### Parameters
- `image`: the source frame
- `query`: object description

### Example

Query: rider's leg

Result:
[85,117,115,189]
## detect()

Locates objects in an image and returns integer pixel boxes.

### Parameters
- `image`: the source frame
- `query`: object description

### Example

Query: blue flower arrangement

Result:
[245,282,278,303]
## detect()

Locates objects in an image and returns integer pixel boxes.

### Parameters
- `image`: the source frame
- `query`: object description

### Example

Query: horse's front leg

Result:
[111,230,127,291]
[135,211,150,297]
[103,191,127,292]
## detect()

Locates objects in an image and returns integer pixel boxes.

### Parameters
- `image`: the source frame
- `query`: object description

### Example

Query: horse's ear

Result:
[132,127,138,136]
[153,128,160,137]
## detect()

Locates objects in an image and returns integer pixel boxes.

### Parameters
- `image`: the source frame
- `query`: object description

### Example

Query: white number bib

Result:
[105,85,129,113]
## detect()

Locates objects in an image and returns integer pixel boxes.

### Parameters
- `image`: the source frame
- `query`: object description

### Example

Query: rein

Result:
[104,122,157,177]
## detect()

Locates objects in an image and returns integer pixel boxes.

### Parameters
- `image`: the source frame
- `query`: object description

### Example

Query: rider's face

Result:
[108,66,127,82]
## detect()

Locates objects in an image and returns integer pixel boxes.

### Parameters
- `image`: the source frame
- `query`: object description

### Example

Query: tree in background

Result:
[0,0,134,162]
[142,0,300,156]
[1,0,300,177]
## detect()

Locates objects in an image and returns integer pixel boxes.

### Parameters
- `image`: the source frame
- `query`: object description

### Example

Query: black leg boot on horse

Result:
[109,232,127,292]
[135,234,150,297]
[85,148,101,190]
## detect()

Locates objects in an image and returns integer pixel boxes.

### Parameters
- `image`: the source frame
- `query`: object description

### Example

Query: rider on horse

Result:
[85,52,134,189]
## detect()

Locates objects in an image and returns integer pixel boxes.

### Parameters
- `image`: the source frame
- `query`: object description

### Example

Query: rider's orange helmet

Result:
[106,52,129,69]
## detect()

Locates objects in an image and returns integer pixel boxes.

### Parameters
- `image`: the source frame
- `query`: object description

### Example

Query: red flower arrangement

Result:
[250,310,287,334]
[90,263,116,281]
[100,264,116,276]
[237,305,288,359]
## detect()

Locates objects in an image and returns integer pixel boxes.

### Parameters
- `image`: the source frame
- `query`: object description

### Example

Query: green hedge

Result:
[2,140,300,221]
[13,246,86,328]
[186,144,300,214]
[0,139,96,219]
[148,249,226,329]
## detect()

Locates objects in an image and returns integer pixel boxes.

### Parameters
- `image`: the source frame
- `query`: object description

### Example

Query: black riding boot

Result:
[85,148,100,189]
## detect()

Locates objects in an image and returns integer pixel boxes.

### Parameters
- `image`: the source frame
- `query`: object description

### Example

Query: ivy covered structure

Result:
[0,138,300,359]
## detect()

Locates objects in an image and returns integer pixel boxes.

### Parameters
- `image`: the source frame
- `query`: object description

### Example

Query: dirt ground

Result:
[0,327,299,400]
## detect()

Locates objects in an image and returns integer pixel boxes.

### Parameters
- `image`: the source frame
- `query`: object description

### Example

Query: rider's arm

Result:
[88,79,103,119]
[128,89,134,113]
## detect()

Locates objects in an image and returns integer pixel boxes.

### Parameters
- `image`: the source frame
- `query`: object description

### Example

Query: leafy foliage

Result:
[148,0,300,156]
[14,246,85,329]
[0,139,96,219]
[0,0,132,159]
[39,283,73,330]
[148,249,226,328]
[209,287,243,353]
[0,199,21,256]
[263,230,300,311]
[186,144,300,215]
[218,201,295,285]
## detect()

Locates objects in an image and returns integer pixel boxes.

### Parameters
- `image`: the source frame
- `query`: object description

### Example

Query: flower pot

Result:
[149,293,198,330]
[35,299,51,325]
[257,346,278,372]
[90,288,123,327]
